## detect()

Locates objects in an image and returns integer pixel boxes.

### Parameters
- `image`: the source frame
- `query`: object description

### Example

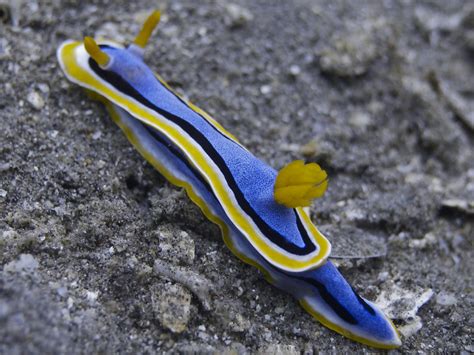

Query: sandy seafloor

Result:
[0,0,473,353]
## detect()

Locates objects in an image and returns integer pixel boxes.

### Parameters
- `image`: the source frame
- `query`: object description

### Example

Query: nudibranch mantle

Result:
[57,11,401,349]
[58,39,330,273]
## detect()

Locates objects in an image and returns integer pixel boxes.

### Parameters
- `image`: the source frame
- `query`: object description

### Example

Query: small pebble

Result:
[319,28,377,77]
[223,3,253,28]
[349,111,372,128]
[151,283,191,333]
[409,232,437,250]
[260,85,272,95]
[27,91,45,110]
[289,65,301,76]
[38,83,49,94]
[436,291,458,306]
[377,285,433,324]
[258,344,299,355]
[0,300,11,319]
[4,254,39,273]
[92,131,102,140]
[2,230,19,239]
[377,271,389,283]
[56,286,68,298]
[156,225,195,265]
[85,290,99,303]
[0,163,11,172]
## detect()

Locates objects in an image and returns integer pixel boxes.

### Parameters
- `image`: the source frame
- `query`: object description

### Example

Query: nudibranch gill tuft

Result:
[57,10,401,349]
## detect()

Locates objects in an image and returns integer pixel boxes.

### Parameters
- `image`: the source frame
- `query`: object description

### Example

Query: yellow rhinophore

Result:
[134,10,161,48]
[83,37,110,67]
[274,160,328,208]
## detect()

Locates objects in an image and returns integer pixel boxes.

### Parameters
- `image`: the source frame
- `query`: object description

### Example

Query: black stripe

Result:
[279,266,375,325]
[90,55,315,255]
[103,46,241,147]
[273,267,375,324]
[297,276,358,324]
[351,286,376,316]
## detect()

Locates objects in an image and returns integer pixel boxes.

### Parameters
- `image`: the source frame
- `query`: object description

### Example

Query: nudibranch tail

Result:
[56,10,401,349]
[134,10,161,48]
[295,263,401,349]
[274,160,328,208]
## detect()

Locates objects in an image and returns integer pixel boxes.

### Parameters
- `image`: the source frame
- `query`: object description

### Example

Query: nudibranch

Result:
[57,11,401,348]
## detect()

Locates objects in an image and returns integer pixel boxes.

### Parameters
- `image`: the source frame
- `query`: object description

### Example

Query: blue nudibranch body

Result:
[57,11,401,348]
